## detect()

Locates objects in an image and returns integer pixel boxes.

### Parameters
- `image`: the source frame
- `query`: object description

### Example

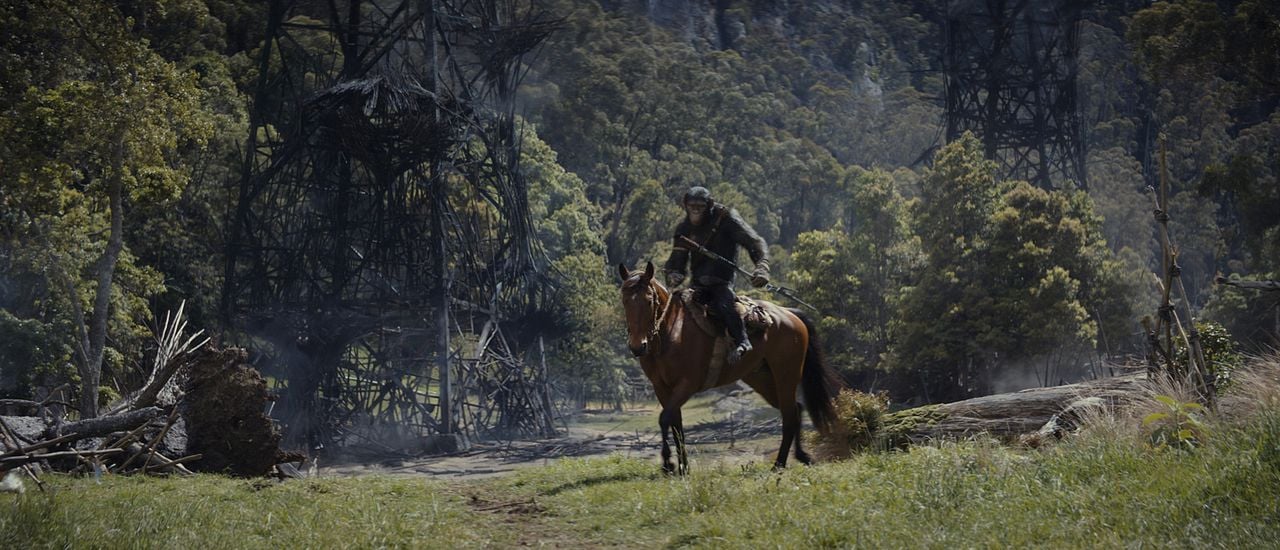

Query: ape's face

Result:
[686,200,708,226]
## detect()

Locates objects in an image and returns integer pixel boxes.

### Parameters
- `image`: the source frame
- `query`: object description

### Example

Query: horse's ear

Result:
[617,263,630,282]
[643,261,655,280]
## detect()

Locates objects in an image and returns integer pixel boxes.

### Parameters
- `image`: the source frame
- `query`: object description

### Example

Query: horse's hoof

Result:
[771,462,787,472]
[662,463,677,476]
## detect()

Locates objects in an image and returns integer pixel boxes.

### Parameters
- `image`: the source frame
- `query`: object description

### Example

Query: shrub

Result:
[1174,321,1243,390]
[1141,394,1209,450]
[808,389,890,460]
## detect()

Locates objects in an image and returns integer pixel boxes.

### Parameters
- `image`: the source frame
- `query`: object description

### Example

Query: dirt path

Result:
[318,392,785,480]
[318,425,648,478]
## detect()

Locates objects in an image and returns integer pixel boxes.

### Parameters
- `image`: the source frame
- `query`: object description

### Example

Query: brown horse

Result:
[618,261,841,474]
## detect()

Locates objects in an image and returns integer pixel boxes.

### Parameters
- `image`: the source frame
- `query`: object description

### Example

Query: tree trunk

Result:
[1216,277,1280,292]
[79,129,128,419]
[42,407,163,440]
[882,373,1149,445]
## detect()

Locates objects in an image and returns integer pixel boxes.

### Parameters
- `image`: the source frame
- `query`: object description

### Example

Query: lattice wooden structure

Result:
[944,0,1087,189]
[221,0,562,451]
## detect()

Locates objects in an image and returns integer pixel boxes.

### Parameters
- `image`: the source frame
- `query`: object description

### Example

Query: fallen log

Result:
[881,373,1149,446]
[1215,276,1280,292]
[1,346,294,478]
[0,448,123,465]
[42,407,164,440]
[0,399,42,414]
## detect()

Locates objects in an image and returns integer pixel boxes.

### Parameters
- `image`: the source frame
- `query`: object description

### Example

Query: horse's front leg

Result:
[659,406,687,475]
[656,380,698,475]
[674,408,688,475]
[659,407,675,475]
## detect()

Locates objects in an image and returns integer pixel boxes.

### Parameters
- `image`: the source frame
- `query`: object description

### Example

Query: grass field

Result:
[4,399,1279,549]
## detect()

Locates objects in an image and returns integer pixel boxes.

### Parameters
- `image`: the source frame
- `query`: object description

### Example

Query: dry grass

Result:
[1072,353,1280,447]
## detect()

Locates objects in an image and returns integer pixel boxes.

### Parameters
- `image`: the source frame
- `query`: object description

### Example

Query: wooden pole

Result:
[1149,136,1215,407]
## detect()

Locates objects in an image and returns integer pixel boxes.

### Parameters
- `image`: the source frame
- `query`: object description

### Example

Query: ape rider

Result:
[662,186,770,364]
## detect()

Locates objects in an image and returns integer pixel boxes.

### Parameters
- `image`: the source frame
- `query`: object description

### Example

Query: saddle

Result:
[674,289,777,390]
[674,288,773,337]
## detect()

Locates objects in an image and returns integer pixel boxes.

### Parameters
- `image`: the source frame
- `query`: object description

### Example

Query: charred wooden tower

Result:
[944,0,1087,189]
[222,0,561,451]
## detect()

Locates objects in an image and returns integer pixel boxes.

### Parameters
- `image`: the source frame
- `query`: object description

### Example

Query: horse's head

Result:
[617,260,668,358]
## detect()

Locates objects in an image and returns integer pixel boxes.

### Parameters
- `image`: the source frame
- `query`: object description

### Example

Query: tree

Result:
[521,126,631,404]
[889,133,1005,401]
[1128,0,1280,347]
[888,134,1129,402]
[790,168,920,377]
[0,1,210,417]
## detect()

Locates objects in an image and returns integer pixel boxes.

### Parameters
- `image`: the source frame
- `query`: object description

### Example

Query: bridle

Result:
[630,277,673,357]
[647,281,673,346]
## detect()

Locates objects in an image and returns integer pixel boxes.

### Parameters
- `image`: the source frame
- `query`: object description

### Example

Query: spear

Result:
[676,235,819,313]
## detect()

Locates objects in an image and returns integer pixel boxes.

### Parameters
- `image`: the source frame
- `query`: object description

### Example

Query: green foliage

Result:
[789,168,920,373]
[1127,0,1227,87]
[1142,394,1209,450]
[912,132,1006,263]
[890,135,1129,401]
[1203,275,1280,350]
[1126,0,1280,331]
[0,311,72,397]
[521,125,631,406]
[527,0,944,264]
[1173,321,1244,390]
[0,0,216,404]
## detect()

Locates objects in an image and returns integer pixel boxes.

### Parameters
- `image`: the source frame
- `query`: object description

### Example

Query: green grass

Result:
[5,409,1278,548]
[497,409,1280,548]
[1,475,496,549]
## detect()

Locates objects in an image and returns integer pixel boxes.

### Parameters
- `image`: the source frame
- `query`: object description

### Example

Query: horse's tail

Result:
[790,308,843,433]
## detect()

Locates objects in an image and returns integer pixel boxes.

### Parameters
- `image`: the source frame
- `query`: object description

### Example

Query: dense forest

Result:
[1,0,1277,441]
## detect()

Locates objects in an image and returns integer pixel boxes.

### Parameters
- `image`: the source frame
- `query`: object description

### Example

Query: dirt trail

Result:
[318,393,783,479]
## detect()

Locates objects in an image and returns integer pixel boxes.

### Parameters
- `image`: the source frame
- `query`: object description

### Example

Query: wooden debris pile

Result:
[1,406,193,481]
[0,344,297,490]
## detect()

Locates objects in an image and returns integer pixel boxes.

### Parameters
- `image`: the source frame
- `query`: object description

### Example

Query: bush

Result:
[808,389,890,460]
[1141,394,1209,450]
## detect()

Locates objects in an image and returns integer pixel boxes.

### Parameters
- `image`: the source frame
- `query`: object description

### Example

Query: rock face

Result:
[182,347,287,476]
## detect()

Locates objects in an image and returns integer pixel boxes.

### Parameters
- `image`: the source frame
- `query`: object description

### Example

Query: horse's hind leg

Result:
[774,394,802,470]
[741,365,800,470]
[791,403,813,465]
[765,326,809,470]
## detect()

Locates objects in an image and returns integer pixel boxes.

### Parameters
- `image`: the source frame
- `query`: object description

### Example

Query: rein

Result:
[645,282,674,352]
